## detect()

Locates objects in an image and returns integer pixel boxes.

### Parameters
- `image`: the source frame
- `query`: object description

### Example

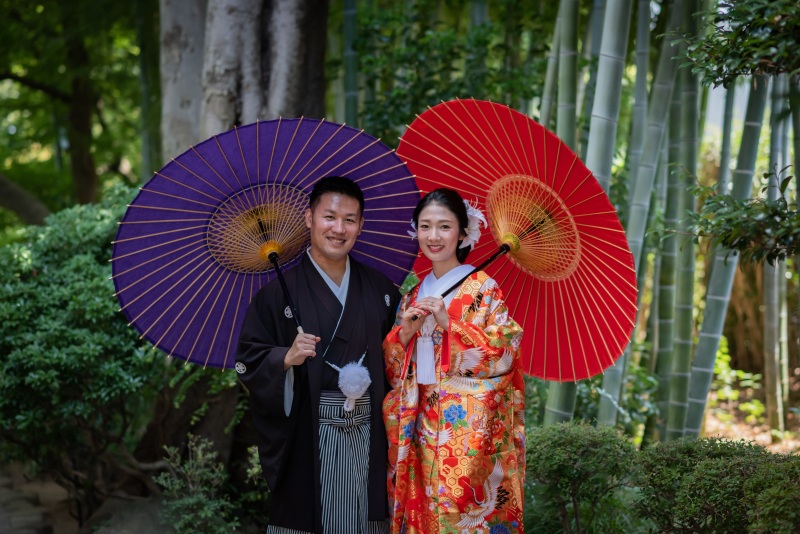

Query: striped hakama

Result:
[266,390,387,534]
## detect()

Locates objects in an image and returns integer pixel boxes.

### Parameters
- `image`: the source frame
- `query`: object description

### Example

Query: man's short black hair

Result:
[308,176,365,215]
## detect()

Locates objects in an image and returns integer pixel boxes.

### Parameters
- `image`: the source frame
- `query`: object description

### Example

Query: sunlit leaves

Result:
[688,174,798,265]
[679,0,800,87]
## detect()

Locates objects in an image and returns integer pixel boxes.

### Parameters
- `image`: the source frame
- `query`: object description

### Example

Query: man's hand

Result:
[284,333,322,370]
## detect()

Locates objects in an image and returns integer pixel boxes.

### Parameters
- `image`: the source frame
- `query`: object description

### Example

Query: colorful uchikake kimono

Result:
[383,270,526,534]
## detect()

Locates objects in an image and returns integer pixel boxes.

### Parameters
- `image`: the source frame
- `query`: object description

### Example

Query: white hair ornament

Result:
[408,219,417,240]
[459,199,487,250]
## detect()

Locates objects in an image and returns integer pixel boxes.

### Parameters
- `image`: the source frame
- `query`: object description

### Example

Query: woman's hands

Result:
[398,296,450,347]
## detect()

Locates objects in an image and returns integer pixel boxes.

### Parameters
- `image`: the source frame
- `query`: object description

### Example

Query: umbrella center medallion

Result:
[206,185,309,273]
[487,175,580,281]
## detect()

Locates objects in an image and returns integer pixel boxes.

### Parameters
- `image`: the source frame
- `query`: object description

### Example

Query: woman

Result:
[383,188,525,533]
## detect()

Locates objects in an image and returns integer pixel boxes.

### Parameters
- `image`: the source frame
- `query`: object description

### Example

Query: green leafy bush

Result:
[744,454,800,534]
[634,437,769,532]
[0,183,167,516]
[155,434,240,533]
[525,422,643,533]
[673,455,763,533]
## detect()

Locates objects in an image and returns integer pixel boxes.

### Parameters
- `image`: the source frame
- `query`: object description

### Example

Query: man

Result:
[236,176,401,534]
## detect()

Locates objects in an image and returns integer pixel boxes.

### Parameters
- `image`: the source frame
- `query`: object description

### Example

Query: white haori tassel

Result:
[416,315,438,384]
[328,353,371,412]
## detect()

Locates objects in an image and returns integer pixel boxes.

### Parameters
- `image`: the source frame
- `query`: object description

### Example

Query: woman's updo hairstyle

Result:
[412,188,471,263]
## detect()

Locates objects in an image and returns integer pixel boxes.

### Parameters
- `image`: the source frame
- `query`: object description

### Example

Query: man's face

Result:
[305,192,364,263]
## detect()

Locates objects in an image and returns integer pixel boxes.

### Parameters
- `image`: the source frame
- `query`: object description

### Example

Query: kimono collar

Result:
[306,249,350,306]
[418,264,475,302]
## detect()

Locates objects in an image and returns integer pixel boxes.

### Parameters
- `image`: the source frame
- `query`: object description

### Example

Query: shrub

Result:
[673,455,763,533]
[634,437,769,532]
[525,421,642,533]
[0,183,171,518]
[744,454,800,534]
[155,434,240,533]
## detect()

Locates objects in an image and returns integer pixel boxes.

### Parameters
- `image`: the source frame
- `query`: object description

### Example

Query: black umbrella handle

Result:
[412,243,511,321]
[268,252,304,334]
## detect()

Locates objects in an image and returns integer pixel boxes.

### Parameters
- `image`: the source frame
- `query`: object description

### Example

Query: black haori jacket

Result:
[236,253,400,533]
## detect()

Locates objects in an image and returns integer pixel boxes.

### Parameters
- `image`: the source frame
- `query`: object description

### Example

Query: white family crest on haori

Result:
[326,352,371,411]
[385,294,391,307]
[284,306,293,318]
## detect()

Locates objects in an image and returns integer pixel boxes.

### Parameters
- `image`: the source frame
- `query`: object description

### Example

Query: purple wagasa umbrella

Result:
[111,118,419,369]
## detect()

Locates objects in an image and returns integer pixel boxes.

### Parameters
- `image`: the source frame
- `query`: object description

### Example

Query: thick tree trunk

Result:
[160,0,207,159]
[201,0,262,137]
[65,34,99,204]
[302,0,329,119]
[260,0,328,120]
[265,0,316,119]
[0,172,51,225]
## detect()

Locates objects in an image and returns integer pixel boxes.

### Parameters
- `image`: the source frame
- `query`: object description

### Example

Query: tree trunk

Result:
[584,0,633,426]
[300,0,329,119]
[0,172,51,225]
[579,0,606,160]
[264,0,329,119]
[792,75,800,381]
[539,13,560,128]
[160,0,207,159]
[343,0,358,125]
[137,0,163,179]
[642,126,677,445]
[684,75,769,437]
[666,25,700,440]
[763,74,787,433]
[201,0,262,137]
[626,0,682,272]
[544,0,579,426]
[626,0,650,208]
[62,7,99,204]
[717,85,736,193]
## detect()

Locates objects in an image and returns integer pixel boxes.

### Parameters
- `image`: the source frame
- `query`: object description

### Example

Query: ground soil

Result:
[703,389,800,455]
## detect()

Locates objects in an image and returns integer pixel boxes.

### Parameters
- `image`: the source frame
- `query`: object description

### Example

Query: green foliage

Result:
[236,445,271,529]
[634,437,770,532]
[688,172,798,265]
[0,183,166,511]
[525,422,640,533]
[154,434,240,533]
[354,0,551,147]
[680,0,800,87]
[524,375,548,428]
[709,336,765,424]
[673,455,763,533]
[744,454,800,534]
[617,360,660,438]
[0,0,144,224]
[542,361,658,440]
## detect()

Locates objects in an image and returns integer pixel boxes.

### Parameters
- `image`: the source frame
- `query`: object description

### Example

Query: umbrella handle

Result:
[412,243,511,321]
[268,252,304,333]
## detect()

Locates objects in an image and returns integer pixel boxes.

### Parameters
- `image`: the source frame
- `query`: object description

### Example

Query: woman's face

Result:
[416,203,465,266]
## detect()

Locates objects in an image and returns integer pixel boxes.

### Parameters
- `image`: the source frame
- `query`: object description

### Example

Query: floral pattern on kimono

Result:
[383,271,526,534]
